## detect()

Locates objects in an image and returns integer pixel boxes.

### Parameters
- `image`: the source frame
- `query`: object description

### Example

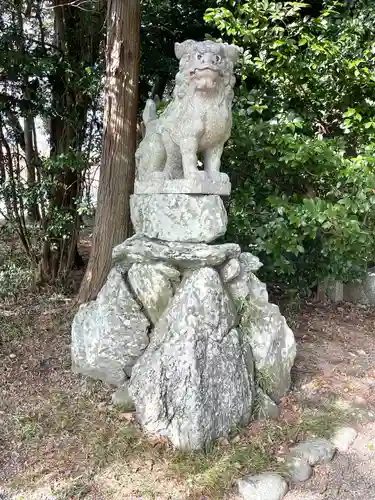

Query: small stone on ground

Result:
[331,426,358,452]
[237,472,288,500]
[111,382,134,410]
[286,456,313,483]
[256,388,281,421]
[284,423,375,500]
[290,438,336,466]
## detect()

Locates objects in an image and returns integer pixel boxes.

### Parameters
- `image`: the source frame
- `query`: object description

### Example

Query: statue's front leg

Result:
[162,131,183,179]
[180,137,203,180]
[204,144,229,183]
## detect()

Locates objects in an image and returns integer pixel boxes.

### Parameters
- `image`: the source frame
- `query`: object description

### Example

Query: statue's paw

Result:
[149,171,166,181]
[185,170,207,182]
[207,172,230,183]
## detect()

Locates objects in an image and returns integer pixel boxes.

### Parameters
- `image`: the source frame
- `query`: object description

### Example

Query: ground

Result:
[283,304,375,500]
[284,422,375,499]
[1,226,375,499]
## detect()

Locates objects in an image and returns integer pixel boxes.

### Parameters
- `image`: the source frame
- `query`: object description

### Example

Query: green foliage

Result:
[223,114,375,292]
[140,0,219,101]
[0,261,33,298]
[0,0,105,282]
[206,0,375,294]
[0,224,40,297]
[254,369,276,397]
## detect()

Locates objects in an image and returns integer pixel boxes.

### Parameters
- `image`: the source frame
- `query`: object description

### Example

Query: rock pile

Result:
[72,190,296,450]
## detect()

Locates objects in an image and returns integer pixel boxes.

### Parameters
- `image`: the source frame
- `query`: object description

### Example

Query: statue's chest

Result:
[198,103,230,147]
[203,105,228,124]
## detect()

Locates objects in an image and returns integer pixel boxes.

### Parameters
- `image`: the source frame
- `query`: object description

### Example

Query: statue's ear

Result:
[175,40,197,60]
[223,43,242,65]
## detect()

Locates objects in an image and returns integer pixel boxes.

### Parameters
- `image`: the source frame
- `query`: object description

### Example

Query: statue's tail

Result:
[142,96,160,126]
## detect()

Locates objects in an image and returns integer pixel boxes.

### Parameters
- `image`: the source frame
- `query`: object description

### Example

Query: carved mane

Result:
[169,40,239,105]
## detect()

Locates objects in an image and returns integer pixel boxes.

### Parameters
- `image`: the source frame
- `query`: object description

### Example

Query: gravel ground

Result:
[285,422,375,500]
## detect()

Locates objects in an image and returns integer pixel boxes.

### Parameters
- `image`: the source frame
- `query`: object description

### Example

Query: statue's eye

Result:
[215,55,221,63]
[196,53,202,60]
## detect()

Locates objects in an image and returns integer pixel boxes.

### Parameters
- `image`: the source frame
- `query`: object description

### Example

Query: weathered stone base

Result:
[130,193,227,243]
[71,236,296,450]
[71,268,150,386]
[134,177,231,196]
[129,267,254,450]
[343,268,375,304]
[112,234,241,269]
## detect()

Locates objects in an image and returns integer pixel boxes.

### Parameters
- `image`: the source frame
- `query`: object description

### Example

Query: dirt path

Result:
[283,302,375,500]
[291,301,375,409]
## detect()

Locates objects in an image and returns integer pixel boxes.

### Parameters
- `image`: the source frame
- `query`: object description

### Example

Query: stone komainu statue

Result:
[135,39,241,182]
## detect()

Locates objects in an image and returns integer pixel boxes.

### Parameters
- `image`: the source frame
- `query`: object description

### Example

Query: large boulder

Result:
[71,268,150,385]
[112,234,241,269]
[129,267,254,450]
[128,262,180,324]
[227,252,296,403]
[239,301,296,403]
[130,193,227,243]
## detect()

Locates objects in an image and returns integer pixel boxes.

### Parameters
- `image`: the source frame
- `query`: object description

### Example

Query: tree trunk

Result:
[24,114,41,222]
[13,0,40,222]
[77,0,140,304]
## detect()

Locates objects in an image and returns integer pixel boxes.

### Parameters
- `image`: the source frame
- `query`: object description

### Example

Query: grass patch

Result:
[89,423,143,467]
[53,477,93,500]
[166,403,352,498]
[13,414,44,442]
[2,353,360,500]
[297,404,352,438]
[255,369,277,395]
[172,440,279,499]
[0,314,30,342]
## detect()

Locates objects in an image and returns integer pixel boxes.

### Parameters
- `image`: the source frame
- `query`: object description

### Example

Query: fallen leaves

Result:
[118,412,134,422]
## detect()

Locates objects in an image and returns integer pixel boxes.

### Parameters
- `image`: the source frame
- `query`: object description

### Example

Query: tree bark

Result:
[77,0,140,303]
[24,114,41,222]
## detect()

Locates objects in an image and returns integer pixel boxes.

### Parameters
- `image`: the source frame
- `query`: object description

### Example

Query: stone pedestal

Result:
[134,178,231,196]
[71,181,296,450]
[71,37,296,451]
[130,193,227,243]
[322,268,375,305]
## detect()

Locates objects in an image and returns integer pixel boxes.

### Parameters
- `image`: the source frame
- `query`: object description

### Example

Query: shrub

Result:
[223,114,375,295]
[206,0,375,295]
[0,261,34,298]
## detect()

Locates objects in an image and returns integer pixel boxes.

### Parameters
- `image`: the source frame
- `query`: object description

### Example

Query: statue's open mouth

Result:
[190,67,221,77]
